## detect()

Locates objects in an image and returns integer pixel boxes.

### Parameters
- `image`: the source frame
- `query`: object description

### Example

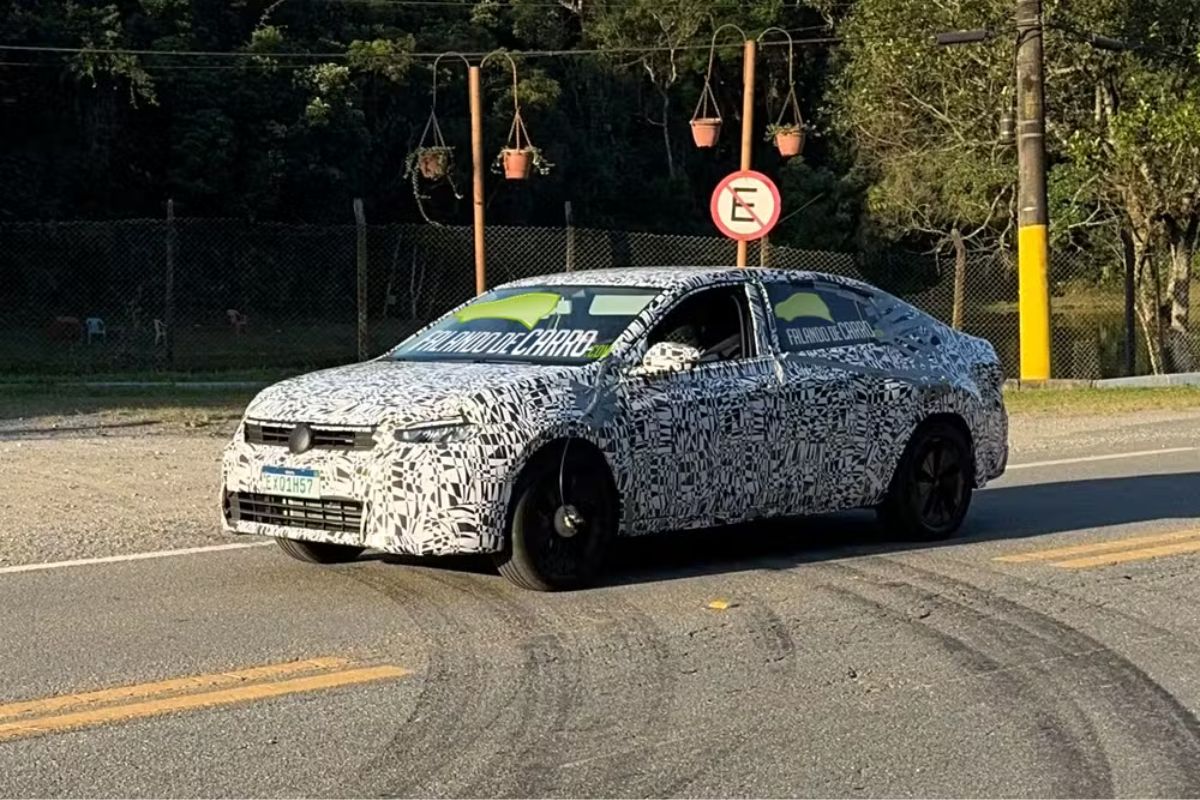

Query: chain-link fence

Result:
[0,218,1179,380]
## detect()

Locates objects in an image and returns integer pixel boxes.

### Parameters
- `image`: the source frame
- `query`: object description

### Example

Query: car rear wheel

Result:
[495,450,616,591]
[877,420,973,541]
[275,537,364,564]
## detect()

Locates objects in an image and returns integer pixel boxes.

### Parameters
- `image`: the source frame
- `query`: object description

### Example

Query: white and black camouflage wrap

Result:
[221,267,1008,555]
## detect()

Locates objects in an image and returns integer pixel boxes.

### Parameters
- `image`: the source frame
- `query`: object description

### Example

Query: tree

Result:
[824,0,1015,328]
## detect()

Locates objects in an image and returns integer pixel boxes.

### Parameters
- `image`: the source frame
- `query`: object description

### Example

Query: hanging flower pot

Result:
[690,118,722,148]
[417,146,452,179]
[502,147,532,180]
[768,125,804,158]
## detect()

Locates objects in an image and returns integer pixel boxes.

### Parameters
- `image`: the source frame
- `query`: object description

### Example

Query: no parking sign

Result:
[710,170,781,242]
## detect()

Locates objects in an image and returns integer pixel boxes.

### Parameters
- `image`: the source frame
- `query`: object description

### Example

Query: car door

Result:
[617,281,778,527]
[761,278,880,515]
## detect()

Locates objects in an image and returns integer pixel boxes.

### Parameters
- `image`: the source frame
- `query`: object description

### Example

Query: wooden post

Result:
[737,38,756,269]
[163,198,176,368]
[564,200,576,272]
[469,65,487,295]
[759,235,770,267]
[354,198,368,360]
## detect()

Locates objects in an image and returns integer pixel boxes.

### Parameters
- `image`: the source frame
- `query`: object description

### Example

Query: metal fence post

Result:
[565,201,576,272]
[164,198,176,369]
[354,198,368,360]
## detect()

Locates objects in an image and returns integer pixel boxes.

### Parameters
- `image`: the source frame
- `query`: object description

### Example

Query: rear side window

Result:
[766,282,879,352]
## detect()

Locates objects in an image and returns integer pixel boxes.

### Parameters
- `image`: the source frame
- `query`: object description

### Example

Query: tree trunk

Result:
[658,88,676,180]
[1133,242,1164,374]
[1161,214,1198,373]
[950,227,966,330]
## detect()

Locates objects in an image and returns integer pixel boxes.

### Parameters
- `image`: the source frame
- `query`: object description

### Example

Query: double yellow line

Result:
[995,529,1200,569]
[0,656,408,743]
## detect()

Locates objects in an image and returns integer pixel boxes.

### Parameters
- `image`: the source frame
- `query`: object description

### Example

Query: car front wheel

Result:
[878,420,974,541]
[275,537,364,564]
[495,450,616,591]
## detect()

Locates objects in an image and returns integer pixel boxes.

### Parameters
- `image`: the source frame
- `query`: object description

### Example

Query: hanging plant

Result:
[759,27,806,160]
[764,123,804,158]
[491,54,551,180]
[493,145,553,179]
[404,55,465,224]
[690,27,736,149]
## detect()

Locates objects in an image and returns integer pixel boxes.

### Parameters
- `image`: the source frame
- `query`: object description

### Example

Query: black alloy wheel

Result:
[878,420,973,541]
[496,451,616,591]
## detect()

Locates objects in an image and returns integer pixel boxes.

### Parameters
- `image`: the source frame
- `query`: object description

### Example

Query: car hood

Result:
[244,359,587,427]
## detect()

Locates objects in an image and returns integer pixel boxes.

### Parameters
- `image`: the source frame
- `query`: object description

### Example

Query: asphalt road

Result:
[2,417,1200,797]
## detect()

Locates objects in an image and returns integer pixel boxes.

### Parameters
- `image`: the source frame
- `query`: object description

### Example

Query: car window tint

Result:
[646,284,754,363]
[767,282,879,352]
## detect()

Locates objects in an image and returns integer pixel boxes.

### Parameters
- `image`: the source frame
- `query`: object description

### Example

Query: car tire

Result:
[495,450,616,591]
[275,537,364,564]
[877,419,974,541]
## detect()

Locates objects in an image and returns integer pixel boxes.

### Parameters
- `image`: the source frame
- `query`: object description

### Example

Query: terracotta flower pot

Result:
[418,148,450,179]
[502,148,532,180]
[690,118,722,148]
[774,130,804,158]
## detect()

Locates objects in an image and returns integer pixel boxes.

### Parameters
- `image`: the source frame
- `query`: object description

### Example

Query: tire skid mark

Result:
[340,568,514,798]
[424,572,577,799]
[814,560,1114,798]
[658,585,799,796]
[880,557,1200,796]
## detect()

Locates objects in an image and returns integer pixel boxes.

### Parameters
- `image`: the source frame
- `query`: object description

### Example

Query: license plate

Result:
[261,466,321,499]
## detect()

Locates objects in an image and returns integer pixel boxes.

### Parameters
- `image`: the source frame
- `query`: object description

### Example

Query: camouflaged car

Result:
[221,267,1008,590]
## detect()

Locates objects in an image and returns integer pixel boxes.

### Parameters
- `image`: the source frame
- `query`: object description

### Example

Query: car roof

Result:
[500,266,876,293]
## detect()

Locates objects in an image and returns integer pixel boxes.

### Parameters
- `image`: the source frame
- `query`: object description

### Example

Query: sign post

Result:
[710,169,781,252]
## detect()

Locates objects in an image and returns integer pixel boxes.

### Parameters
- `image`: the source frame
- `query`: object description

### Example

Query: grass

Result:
[1003,386,1200,415]
[4,379,1197,432]
[0,383,257,428]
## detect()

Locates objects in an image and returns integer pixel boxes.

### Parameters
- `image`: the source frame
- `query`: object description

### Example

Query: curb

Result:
[1005,372,1200,390]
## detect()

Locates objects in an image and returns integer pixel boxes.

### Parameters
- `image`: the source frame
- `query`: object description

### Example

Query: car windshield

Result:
[389,284,661,365]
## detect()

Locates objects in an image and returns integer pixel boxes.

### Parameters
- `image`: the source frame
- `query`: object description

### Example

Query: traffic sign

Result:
[710,170,781,242]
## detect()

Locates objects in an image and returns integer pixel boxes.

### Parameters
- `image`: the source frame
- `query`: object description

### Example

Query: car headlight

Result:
[394,417,475,444]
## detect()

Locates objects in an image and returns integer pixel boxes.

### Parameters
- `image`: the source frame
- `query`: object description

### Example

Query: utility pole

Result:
[469,65,486,295]
[1015,0,1051,380]
[737,38,757,269]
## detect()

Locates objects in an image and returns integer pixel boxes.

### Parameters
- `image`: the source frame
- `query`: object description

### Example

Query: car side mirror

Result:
[630,341,702,377]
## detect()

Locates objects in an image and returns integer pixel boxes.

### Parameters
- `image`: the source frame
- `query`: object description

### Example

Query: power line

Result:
[0,29,838,63]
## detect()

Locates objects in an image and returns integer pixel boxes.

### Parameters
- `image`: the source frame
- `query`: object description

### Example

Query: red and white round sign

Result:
[709,169,781,242]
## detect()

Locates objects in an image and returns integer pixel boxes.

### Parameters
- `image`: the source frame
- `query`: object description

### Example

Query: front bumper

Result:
[220,422,512,555]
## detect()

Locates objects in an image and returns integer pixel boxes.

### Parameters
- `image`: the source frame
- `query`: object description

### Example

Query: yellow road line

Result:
[1053,539,1200,569]
[0,656,351,722]
[0,665,409,743]
[994,529,1200,564]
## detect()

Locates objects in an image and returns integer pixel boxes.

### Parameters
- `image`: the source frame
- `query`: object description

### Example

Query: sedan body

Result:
[221,267,1007,588]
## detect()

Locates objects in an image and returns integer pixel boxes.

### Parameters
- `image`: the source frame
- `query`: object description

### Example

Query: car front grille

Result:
[226,492,363,534]
[244,421,374,450]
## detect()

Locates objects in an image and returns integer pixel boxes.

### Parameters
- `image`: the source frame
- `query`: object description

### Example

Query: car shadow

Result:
[364,472,1200,588]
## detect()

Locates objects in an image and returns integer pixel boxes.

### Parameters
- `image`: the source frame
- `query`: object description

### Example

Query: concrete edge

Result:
[1005,372,1200,390]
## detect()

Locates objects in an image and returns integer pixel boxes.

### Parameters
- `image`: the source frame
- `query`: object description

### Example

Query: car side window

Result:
[645,284,755,363]
[766,281,879,352]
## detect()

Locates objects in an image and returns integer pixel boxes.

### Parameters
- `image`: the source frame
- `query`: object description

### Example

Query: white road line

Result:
[0,542,272,576]
[1007,446,1199,471]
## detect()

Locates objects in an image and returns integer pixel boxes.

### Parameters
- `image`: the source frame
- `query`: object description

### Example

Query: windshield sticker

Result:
[413,328,600,359]
[774,291,833,323]
[584,343,612,360]
[784,320,876,347]
[454,292,562,330]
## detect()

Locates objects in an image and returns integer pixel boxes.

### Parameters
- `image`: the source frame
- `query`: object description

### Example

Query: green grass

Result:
[1004,386,1200,415]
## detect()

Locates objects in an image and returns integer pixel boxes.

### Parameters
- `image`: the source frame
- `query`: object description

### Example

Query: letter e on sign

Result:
[710,170,781,242]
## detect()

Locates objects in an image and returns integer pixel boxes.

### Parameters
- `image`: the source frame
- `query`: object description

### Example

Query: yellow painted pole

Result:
[1016,0,1050,379]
